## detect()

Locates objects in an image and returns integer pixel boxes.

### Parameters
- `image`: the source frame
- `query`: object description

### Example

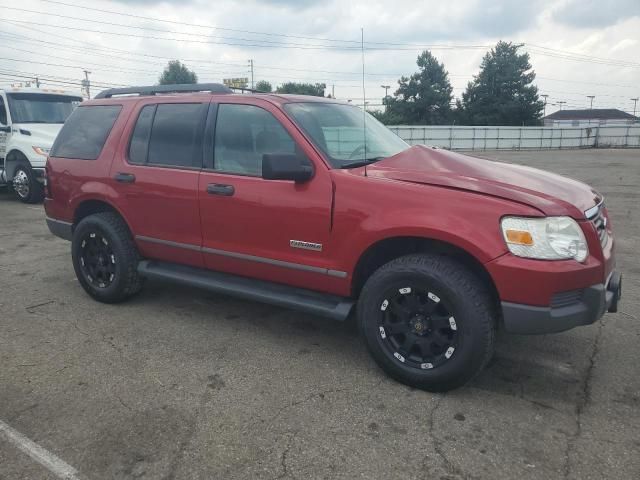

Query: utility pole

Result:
[248,59,254,89]
[82,70,91,99]
[34,76,40,88]
[381,85,390,112]
[587,95,595,109]
[541,94,549,117]
[557,101,566,111]
[631,98,639,117]
[332,84,335,98]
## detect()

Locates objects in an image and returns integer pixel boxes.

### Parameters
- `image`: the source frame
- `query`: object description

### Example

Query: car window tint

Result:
[214,104,296,176]
[128,105,155,165]
[147,103,205,168]
[50,105,121,160]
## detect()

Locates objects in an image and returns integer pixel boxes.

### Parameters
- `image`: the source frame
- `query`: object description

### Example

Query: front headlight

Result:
[32,146,51,156]
[500,216,588,262]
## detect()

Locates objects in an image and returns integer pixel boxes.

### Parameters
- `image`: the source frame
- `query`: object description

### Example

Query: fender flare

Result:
[4,149,32,180]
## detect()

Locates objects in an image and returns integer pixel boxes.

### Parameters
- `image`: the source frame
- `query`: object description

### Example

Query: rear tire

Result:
[358,254,496,392]
[13,164,44,204]
[72,212,143,303]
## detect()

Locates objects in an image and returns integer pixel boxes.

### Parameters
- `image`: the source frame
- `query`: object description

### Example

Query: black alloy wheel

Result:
[378,286,458,370]
[78,231,117,289]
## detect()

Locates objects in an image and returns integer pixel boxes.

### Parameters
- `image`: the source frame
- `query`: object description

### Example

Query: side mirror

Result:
[0,125,11,133]
[262,153,313,183]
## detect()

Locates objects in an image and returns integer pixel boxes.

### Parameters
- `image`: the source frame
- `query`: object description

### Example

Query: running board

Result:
[137,260,354,321]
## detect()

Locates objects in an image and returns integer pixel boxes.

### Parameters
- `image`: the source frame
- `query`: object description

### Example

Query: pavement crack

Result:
[114,393,132,411]
[276,431,297,480]
[25,300,55,313]
[563,318,604,479]
[263,387,344,427]
[428,394,465,478]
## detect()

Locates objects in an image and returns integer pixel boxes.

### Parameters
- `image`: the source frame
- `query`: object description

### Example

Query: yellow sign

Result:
[223,78,249,89]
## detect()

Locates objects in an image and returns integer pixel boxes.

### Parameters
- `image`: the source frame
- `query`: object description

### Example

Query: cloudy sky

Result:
[0,0,639,115]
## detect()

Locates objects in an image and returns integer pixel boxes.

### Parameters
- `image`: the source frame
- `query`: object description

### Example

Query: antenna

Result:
[361,27,368,177]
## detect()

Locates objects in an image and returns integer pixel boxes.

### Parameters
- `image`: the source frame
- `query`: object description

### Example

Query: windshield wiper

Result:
[339,157,385,169]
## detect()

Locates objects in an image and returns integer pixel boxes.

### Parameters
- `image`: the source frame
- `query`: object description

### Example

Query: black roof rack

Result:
[94,83,233,99]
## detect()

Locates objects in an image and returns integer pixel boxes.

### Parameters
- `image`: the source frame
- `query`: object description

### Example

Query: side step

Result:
[137,260,354,321]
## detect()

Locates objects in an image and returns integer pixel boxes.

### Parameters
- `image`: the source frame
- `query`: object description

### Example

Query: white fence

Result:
[388,125,640,151]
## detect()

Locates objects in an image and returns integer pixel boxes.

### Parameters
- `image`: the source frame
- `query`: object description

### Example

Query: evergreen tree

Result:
[276,82,326,97]
[255,80,273,93]
[459,41,543,125]
[386,51,453,125]
[158,60,197,85]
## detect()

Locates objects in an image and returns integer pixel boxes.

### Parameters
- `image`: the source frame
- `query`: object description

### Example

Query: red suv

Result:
[44,83,622,391]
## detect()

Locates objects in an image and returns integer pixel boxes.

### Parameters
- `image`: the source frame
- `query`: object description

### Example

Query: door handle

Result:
[207,183,235,196]
[114,172,136,183]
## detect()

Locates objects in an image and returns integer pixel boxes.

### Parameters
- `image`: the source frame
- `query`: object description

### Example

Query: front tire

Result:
[72,212,143,303]
[358,254,496,392]
[13,164,44,204]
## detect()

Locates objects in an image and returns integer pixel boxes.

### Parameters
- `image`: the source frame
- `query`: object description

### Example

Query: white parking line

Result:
[26,206,43,211]
[0,420,82,480]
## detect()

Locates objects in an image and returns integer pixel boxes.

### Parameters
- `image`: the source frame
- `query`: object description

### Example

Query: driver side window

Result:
[213,104,297,176]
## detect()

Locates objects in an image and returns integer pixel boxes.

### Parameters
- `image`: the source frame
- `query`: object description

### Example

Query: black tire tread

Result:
[358,253,497,391]
[73,211,142,303]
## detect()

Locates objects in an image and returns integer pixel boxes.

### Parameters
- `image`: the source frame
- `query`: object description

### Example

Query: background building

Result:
[543,108,639,127]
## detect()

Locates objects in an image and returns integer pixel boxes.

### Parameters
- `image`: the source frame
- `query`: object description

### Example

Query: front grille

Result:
[587,202,608,248]
[551,289,584,308]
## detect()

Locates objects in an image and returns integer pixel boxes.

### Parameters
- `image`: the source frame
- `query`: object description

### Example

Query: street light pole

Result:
[587,95,595,109]
[631,98,639,117]
[557,101,566,111]
[541,94,549,117]
[381,85,390,112]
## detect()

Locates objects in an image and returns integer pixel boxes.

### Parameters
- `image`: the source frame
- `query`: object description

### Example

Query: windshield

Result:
[284,102,409,168]
[7,93,82,124]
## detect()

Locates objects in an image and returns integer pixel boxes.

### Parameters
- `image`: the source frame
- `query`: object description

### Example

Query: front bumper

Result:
[502,271,622,334]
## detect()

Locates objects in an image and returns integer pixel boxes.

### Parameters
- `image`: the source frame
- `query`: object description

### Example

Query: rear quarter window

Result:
[50,105,121,160]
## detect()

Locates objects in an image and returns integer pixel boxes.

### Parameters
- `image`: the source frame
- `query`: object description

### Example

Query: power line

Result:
[2,24,638,86]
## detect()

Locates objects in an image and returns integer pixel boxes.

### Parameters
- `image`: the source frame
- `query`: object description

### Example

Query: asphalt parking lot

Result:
[1,148,639,480]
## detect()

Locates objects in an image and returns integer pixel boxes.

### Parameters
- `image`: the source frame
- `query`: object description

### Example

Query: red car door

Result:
[110,98,208,268]
[198,99,343,295]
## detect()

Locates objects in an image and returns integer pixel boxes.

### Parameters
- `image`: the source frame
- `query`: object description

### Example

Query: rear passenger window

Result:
[128,105,155,165]
[50,105,121,160]
[147,103,205,168]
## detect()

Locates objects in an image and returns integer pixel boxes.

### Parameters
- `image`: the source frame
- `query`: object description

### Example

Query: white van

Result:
[0,87,82,203]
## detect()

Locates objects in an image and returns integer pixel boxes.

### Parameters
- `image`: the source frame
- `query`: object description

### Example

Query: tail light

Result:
[44,162,51,198]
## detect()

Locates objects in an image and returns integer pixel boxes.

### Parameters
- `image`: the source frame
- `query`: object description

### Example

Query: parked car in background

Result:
[0,87,82,203]
[44,84,622,391]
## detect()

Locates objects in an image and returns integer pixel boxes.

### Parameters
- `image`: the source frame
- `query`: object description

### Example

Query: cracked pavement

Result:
[1,149,639,479]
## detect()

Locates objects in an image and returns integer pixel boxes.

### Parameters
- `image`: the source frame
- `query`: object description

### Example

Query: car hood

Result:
[364,145,601,218]
[13,123,63,146]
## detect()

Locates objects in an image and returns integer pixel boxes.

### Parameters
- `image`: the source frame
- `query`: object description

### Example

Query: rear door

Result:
[111,99,208,268]
[197,99,339,294]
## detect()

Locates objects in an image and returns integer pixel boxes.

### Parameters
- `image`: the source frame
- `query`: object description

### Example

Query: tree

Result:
[459,41,543,126]
[158,60,198,85]
[276,82,326,97]
[255,80,273,93]
[385,51,453,125]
